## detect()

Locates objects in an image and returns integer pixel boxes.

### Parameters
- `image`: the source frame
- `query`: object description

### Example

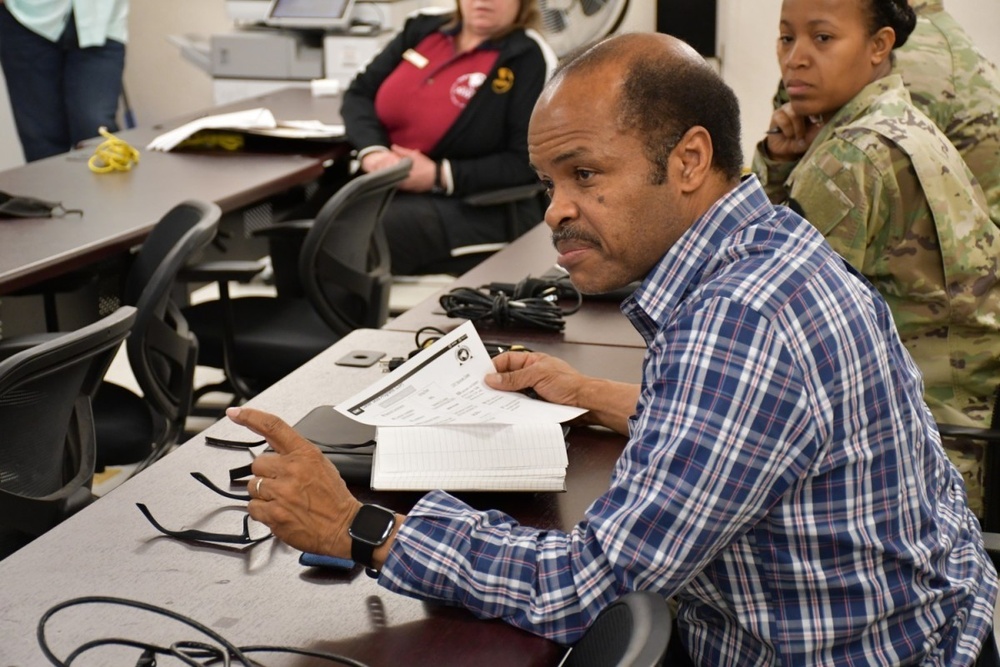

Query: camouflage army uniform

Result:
[773,1,1000,225]
[902,1,1000,226]
[753,75,1000,515]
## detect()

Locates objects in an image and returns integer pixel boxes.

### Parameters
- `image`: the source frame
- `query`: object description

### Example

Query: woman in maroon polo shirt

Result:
[341,0,556,275]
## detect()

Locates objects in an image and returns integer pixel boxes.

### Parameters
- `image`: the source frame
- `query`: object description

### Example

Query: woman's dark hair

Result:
[557,36,744,184]
[863,0,917,49]
[446,0,541,39]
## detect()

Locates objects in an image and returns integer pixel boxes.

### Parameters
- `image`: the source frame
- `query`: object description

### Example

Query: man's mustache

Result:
[551,226,601,249]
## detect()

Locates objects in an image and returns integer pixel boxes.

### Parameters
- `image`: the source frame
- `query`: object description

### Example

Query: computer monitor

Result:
[264,0,357,30]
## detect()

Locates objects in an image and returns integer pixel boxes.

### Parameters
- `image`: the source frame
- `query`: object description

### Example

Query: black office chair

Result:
[415,182,547,277]
[273,182,547,302]
[0,306,136,558]
[92,200,221,470]
[560,591,672,667]
[937,390,1000,535]
[978,630,1000,667]
[181,158,410,403]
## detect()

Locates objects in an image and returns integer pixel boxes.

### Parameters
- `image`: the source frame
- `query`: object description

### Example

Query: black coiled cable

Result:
[438,285,579,331]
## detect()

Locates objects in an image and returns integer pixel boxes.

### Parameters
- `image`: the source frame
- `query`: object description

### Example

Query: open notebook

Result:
[373,423,568,491]
[334,321,584,492]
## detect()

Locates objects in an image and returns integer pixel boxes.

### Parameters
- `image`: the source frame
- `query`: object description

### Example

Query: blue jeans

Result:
[0,7,124,162]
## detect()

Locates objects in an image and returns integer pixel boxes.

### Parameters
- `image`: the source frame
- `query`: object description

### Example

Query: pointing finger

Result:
[226,407,311,456]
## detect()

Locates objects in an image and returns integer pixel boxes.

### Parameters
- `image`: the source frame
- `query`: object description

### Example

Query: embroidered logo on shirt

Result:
[450,72,488,108]
[492,67,514,94]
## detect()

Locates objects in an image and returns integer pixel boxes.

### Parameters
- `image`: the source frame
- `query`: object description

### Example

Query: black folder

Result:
[291,406,375,483]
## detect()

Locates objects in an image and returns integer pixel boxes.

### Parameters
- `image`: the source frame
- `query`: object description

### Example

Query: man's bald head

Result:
[550,32,705,85]
[539,32,744,184]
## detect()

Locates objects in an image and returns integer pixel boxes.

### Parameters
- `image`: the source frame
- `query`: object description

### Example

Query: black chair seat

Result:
[184,297,339,386]
[93,382,158,469]
[182,159,411,403]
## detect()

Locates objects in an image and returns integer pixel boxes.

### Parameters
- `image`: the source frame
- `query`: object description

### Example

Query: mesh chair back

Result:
[299,159,410,335]
[122,201,220,439]
[561,591,672,667]
[0,307,136,535]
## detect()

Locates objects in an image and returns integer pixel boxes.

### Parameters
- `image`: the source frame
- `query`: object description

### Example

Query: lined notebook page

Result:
[372,423,568,491]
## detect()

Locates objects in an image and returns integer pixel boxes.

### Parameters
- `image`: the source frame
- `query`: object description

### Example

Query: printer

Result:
[210,28,325,81]
[175,0,441,104]
[225,0,434,32]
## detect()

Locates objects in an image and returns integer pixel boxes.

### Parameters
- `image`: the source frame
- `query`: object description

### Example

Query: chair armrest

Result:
[249,219,313,239]
[937,424,1000,442]
[563,590,671,666]
[0,333,62,360]
[179,259,267,283]
[463,183,545,207]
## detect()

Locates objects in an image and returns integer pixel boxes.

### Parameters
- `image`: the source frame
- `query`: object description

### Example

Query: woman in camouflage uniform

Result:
[752,0,1000,516]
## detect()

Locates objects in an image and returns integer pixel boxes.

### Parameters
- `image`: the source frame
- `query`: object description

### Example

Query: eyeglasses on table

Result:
[136,464,270,545]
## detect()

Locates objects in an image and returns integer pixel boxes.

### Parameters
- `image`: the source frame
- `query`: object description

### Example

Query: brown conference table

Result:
[0,327,644,666]
[0,87,346,295]
[384,223,645,349]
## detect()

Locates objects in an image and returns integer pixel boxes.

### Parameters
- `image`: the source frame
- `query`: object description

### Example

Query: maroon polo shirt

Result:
[373,31,500,153]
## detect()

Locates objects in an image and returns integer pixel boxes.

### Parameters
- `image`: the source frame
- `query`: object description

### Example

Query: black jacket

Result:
[341,11,555,248]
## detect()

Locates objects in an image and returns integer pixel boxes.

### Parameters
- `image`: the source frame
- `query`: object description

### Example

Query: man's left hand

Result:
[227,406,361,558]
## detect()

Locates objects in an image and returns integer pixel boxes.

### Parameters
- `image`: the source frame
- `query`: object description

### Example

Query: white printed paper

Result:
[334,320,585,426]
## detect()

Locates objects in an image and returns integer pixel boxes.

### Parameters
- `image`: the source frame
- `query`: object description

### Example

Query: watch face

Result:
[349,504,395,546]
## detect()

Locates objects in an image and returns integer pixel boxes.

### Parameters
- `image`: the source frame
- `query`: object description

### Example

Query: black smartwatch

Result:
[431,160,445,195]
[348,504,396,573]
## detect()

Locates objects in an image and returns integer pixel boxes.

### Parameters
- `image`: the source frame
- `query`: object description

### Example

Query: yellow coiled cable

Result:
[88,126,140,173]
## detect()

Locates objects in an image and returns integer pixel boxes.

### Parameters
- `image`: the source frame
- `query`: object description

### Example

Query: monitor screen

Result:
[265,0,356,29]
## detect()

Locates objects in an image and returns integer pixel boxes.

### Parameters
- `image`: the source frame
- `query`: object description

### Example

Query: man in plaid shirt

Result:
[234,32,997,665]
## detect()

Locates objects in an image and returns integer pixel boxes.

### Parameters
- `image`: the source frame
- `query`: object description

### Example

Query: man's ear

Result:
[673,126,713,193]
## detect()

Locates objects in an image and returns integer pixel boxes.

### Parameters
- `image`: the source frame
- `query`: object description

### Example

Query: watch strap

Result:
[351,534,376,569]
[432,160,445,195]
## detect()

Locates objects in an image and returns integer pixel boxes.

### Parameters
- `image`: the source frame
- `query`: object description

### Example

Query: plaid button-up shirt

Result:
[381,176,997,665]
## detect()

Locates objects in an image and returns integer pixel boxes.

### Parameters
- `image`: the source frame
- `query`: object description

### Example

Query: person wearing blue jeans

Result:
[0,0,128,162]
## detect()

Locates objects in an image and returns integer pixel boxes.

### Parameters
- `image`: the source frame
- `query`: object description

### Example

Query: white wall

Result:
[124,0,232,126]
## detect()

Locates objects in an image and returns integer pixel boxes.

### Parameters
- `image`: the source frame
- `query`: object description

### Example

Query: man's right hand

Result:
[764,102,823,161]
[486,351,587,407]
[487,351,639,436]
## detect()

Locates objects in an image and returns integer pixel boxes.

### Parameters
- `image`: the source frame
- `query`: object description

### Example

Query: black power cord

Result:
[37,596,370,667]
[438,276,582,332]
[485,276,580,302]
